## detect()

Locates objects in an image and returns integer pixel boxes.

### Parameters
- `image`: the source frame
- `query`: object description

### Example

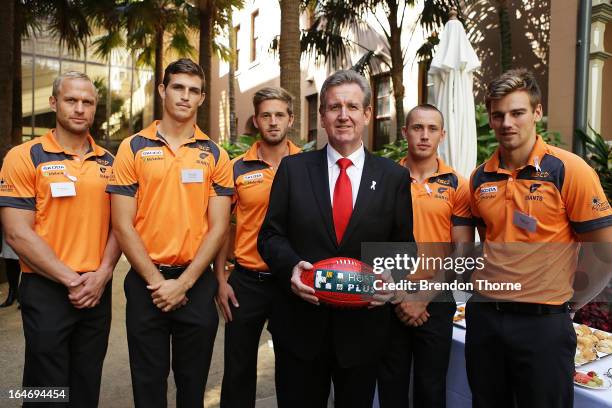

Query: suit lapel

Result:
[307,149,337,246]
[340,151,382,247]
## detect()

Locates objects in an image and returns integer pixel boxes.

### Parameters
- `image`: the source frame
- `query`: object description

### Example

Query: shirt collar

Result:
[138,120,210,142]
[399,156,454,181]
[41,129,106,157]
[243,139,302,162]
[327,143,365,170]
[484,135,548,173]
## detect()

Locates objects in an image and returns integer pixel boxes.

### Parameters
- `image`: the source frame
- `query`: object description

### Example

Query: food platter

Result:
[573,371,612,390]
[574,323,612,367]
[453,303,466,329]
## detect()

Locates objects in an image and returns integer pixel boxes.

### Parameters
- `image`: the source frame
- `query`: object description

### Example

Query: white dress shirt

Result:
[327,143,365,208]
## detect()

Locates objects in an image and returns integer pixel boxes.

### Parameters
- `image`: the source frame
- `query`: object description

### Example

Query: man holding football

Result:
[258,70,414,408]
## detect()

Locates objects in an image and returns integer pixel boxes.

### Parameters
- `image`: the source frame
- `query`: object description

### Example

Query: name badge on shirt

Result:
[512,210,537,233]
[50,182,76,197]
[181,169,204,184]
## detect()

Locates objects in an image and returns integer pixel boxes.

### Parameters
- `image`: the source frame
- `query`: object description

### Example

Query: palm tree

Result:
[279,0,301,140]
[1,1,15,161]
[112,0,199,121]
[11,0,98,147]
[302,0,457,141]
[196,0,242,134]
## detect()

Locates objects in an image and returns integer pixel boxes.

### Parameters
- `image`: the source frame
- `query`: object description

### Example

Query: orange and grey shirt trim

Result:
[400,156,472,243]
[107,121,234,265]
[0,130,114,273]
[232,140,301,271]
[469,135,612,303]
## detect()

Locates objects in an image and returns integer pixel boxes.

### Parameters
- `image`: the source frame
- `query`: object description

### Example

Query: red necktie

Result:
[333,158,353,243]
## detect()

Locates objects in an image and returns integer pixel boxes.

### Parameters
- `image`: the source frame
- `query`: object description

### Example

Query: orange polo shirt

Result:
[0,130,114,273]
[470,135,612,303]
[107,121,233,265]
[232,140,301,271]
[400,156,472,243]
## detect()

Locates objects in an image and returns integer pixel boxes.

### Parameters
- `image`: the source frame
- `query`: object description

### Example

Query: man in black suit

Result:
[258,70,414,408]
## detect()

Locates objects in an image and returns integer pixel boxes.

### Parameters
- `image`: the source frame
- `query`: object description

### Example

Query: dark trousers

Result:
[19,273,112,408]
[274,331,377,408]
[220,265,278,408]
[124,268,219,408]
[378,296,456,408]
[465,301,576,408]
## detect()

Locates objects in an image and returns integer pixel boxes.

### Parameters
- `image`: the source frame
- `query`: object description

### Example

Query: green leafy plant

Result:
[373,138,408,162]
[576,128,612,202]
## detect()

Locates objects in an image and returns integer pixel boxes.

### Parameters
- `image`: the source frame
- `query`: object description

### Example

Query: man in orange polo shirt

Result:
[108,59,232,407]
[214,86,301,408]
[0,71,121,407]
[378,104,473,408]
[467,69,612,407]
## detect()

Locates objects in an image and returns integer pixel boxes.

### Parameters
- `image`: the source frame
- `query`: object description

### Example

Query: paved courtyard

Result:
[0,257,277,407]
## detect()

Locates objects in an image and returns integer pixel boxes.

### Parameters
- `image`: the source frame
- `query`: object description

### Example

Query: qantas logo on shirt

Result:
[243,172,264,184]
[41,164,66,172]
[529,183,541,193]
[480,186,497,194]
[437,187,448,194]
[141,149,164,157]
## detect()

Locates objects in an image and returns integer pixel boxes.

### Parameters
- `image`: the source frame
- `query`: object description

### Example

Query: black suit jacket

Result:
[257,147,414,367]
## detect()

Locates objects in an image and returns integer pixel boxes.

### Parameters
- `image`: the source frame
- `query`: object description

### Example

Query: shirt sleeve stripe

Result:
[106,184,138,197]
[0,196,36,210]
[451,215,474,226]
[213,183,234,196]
[570,215,612,234]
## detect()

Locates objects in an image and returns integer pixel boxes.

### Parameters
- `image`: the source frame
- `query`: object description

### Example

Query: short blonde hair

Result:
[52,71,98,101]
[485,68,541,111]
[253,87,294,115]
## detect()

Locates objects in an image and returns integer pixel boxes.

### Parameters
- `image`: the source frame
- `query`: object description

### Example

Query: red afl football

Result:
[300,257,380,308]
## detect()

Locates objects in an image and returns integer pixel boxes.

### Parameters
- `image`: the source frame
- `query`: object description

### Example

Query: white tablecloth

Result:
[447,327,612,408]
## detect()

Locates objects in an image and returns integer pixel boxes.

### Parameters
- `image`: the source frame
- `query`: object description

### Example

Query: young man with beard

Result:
[0,71,120,407]
[108,59,233,408]
[378,104,473,407]
[467,69,612,407]
[215,86,301,408]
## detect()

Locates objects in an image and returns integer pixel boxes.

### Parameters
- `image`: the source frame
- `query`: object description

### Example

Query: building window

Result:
[250,10,259,62]
[306,93,318,142]
[233,25,240,71]
[373,74,393,151]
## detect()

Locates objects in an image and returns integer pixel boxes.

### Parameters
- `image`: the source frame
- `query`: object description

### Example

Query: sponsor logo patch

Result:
[141,149,164,157]
[531,171,550,178]
[41,164,66,172]
[480,186,498,194]
[437,187,448,194]
[592,197,611,212]
[243,172,264,184]
[529,183,541,193]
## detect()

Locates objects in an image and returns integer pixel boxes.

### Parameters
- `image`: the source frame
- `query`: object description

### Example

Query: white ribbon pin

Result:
[370,181,376,190]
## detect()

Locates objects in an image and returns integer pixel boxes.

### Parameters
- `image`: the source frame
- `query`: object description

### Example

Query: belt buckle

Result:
[258,272,266,282]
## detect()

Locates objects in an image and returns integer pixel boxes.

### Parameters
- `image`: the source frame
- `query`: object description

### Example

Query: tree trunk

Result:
[279,0,301,141]
[12,0,22,147]
[228,10,237,143]
[154,27,164,120]
[388,4,404,142]
[498,0,512,73]
[0,1,14,163]
[198,0,213,134]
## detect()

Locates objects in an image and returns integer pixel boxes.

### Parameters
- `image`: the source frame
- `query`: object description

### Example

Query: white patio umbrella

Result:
[428,12,480,179]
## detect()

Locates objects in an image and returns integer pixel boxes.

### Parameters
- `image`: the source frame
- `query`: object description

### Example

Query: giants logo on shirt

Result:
[243,172,264,184]
[591,197,611,212]
[0,178,14,192]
